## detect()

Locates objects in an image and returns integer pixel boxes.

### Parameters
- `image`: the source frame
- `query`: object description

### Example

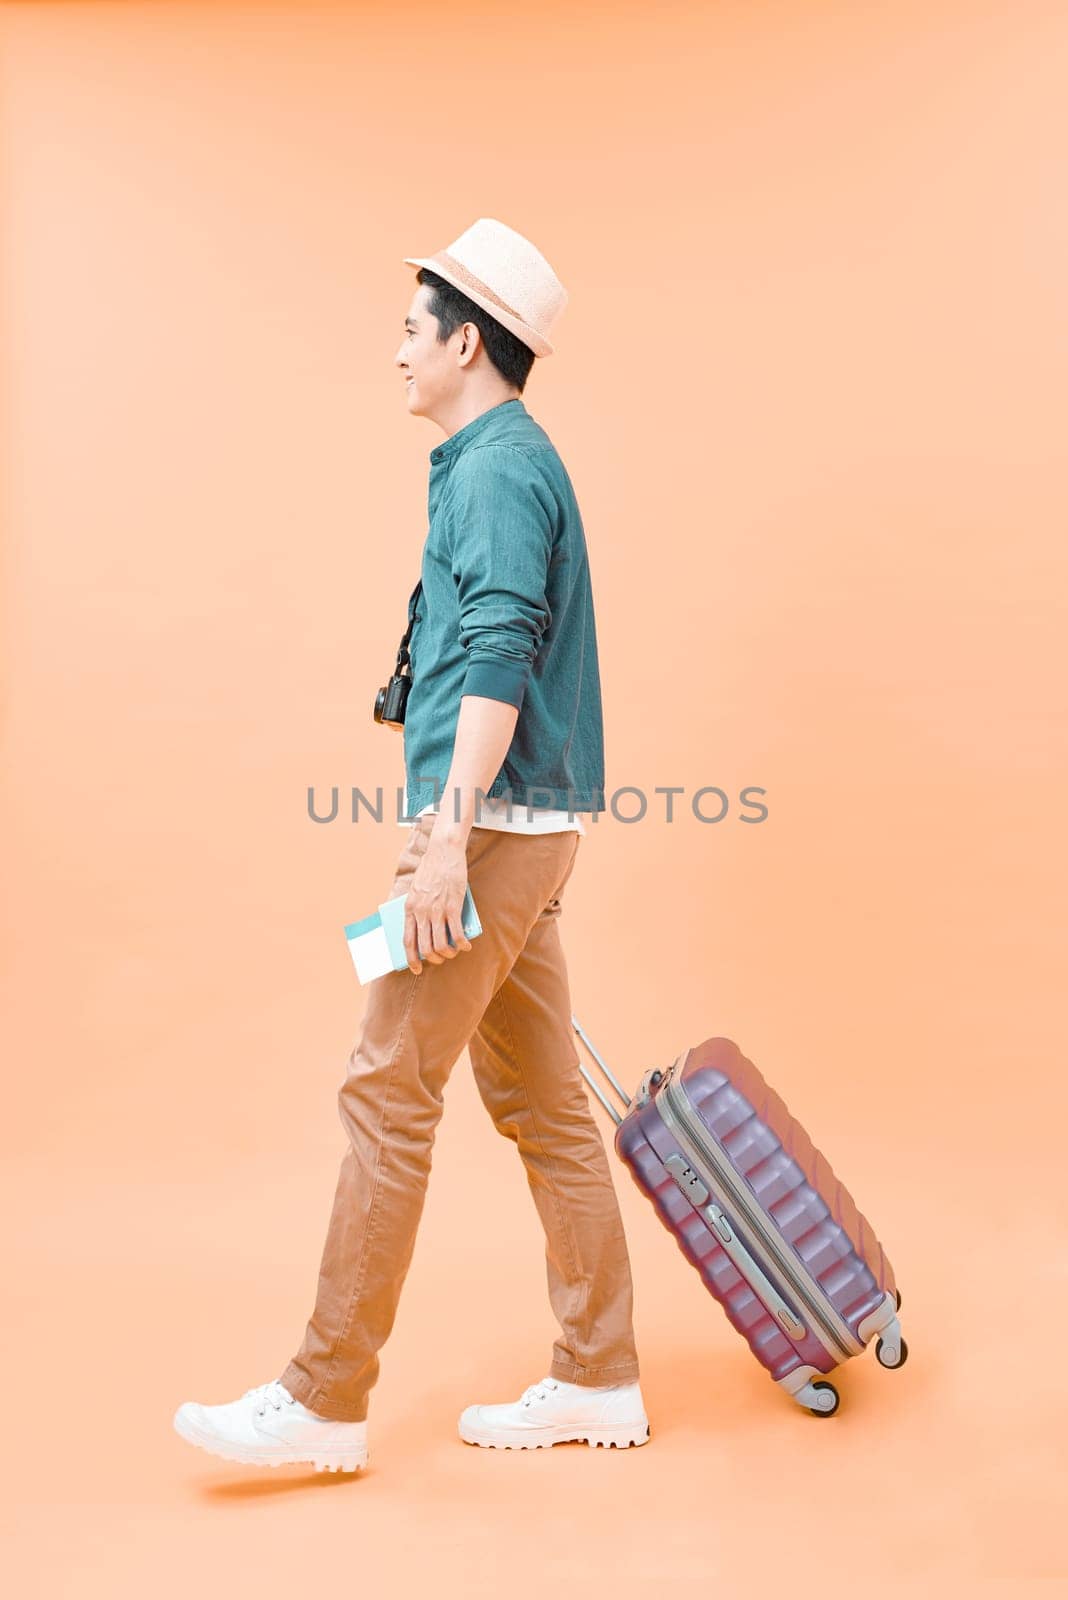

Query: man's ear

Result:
[457,321,482,368]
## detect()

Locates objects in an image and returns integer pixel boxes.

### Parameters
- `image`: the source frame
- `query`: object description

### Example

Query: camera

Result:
[373,672,411,730]
[373,576,422,730]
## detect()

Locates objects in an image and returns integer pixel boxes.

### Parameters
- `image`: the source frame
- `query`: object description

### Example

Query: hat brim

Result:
[402,254,554,357]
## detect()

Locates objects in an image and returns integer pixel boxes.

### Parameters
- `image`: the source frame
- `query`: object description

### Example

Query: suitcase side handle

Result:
[571,1014,637,1126]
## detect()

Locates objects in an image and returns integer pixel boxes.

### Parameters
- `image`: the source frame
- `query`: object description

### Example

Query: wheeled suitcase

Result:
[571,1016,908,1417]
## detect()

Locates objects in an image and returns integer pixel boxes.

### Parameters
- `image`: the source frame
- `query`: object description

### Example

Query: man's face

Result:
[394,284,463,418]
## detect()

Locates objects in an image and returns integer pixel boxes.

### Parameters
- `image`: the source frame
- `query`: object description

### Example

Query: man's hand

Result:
[403,820,475,974]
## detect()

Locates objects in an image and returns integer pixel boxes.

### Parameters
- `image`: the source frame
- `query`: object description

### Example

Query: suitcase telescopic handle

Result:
[571,1015,630,1125]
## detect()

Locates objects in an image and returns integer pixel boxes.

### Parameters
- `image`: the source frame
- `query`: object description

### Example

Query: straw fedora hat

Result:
[403,217,568,358]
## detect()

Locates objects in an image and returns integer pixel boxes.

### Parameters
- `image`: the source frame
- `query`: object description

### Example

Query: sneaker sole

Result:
[173,1410,368,1473]
[458,1420,650,1450]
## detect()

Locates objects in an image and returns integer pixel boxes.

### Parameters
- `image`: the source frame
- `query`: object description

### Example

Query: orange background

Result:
[1,1,1064,1593]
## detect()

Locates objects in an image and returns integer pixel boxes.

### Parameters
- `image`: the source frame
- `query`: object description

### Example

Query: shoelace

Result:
[520,1378,560,1408]
[245,1379,296,1417]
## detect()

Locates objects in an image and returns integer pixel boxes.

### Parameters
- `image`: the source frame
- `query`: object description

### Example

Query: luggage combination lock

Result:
[664,1152,711,1206]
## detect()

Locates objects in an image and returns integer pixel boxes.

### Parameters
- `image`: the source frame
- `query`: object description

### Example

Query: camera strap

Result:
[395,577,423,675]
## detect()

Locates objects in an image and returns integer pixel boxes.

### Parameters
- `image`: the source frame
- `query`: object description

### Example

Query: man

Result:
[174,218,648,1474]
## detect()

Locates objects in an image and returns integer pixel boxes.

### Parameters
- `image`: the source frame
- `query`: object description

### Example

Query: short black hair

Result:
[416,267,536,393]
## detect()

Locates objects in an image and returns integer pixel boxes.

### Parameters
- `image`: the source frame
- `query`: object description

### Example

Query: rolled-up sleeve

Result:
[446,444,555,711]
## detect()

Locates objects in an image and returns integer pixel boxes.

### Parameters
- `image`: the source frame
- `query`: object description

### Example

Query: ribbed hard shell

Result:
[684,1037,897,1301]
[615,1036,896,1381]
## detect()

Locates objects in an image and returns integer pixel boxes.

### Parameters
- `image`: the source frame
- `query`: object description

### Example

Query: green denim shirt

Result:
[400,397,606,819]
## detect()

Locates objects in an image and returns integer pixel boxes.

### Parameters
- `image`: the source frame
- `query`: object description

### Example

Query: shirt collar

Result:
[428,398,526,466]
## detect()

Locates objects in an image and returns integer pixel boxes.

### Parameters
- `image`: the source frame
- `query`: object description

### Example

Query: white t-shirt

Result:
[399,796,585,835]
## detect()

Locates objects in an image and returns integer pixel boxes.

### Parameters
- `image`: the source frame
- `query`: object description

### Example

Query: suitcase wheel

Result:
[876,1335,909,1370]
[807,1381,840,1418]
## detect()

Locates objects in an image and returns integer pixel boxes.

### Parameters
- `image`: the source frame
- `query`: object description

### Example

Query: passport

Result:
[344,886,482,984]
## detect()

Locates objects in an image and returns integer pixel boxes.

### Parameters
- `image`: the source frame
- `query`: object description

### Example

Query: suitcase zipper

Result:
[657,1074,862,1362]
[661,1150,810,1342]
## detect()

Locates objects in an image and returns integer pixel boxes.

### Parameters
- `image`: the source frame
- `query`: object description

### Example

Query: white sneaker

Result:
[173,1379,368,1473]
[458,1375,650,1450]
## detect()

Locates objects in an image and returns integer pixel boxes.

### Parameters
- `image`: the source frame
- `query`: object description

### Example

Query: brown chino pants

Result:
[279,814,641,1422]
